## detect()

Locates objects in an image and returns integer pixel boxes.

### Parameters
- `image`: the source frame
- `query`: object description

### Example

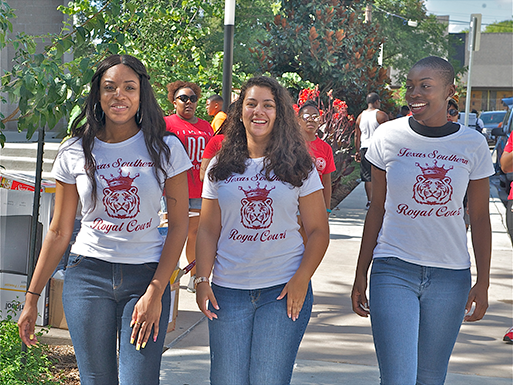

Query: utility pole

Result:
[464,14,481,127]
[222,0,235,112]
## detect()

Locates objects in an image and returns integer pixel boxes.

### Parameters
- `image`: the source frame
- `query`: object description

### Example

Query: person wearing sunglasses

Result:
[165,81,214,292]
[447,98,459,122]
[297,101,335,216]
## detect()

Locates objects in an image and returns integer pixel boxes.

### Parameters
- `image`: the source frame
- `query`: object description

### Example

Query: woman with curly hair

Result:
[18,54,191,384]
[195,76,330,384]
[164,81,214,292]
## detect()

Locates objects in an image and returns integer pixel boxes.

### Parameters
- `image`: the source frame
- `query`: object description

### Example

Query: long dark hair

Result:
[69,54,171,205]
[209,76,313,187]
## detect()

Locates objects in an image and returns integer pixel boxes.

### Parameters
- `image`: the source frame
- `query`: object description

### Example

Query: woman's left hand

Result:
[277,275,309,321]
[130,292,163,350]
[464,282,489,322]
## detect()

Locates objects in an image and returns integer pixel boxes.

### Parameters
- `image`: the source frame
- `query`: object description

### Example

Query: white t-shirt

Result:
[202,158,323,289]
[52,131,192,264]
[359,109,380,149]
[366,118,494,269]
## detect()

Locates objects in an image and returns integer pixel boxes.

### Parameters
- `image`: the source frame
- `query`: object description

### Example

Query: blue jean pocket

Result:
[66,253,86,269]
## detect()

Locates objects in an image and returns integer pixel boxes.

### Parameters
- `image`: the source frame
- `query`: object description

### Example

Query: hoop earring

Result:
[135,107,143,126]
[94,103,104,123]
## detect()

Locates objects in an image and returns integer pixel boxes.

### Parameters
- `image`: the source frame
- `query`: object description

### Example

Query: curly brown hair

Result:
[209,76,313,187]
[166,81,202,103]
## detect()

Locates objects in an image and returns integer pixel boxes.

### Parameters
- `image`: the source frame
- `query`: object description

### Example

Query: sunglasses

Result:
[301,113,321,122]
[175,94,198,103]
[447,109,459,117]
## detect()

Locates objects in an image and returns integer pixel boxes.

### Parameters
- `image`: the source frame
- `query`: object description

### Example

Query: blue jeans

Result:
[62,254,171,385]
[369,257,471,385]
[208,282,313,385]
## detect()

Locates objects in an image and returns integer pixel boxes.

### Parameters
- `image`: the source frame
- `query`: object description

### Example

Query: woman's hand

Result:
[130,292,163,350]
[351,275,370,317]
[464,282,489,322]
[196,283,219,320]
[17,297,39,346]
[277,275,309,321]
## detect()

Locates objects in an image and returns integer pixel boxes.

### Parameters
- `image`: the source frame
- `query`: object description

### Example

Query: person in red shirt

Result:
[500,134,513,343]
[164,81,214,292]
[297,101,336,211]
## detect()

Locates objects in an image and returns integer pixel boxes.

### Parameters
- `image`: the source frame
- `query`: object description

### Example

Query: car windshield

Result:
[481,111,506,125]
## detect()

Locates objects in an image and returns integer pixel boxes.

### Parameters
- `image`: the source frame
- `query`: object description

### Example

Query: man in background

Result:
[206,94,227,134]
[355,92,389,208]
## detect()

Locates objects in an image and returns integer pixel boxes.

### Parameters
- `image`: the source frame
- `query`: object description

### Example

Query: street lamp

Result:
[222,0,235,112]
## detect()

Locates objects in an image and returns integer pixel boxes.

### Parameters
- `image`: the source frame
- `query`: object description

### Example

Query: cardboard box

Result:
[47,277,180,332]
[167,281,180,333]
[49,277,67,329]
[0,272,48,326]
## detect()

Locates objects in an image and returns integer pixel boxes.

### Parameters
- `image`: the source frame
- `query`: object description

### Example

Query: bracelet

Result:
[26,290,41,297]
[194,276,209,289]
[326,209,332,213]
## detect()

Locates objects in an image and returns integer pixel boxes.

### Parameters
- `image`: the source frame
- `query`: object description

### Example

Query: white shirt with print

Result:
[366,118,494,269]
[52,131,192,264]
[202,158,323,289]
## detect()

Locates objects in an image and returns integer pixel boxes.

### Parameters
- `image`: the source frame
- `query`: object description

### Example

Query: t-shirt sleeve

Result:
[365,130,386,170]
[201,157,219,199]
[469,135,495,180]
[505,135,513,153]
[164,135,193,178]
[299,166,324,197]
[51,141,77,184]
[203,135,223,159]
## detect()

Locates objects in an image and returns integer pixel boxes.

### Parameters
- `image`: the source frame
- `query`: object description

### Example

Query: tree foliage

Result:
[0,0,250,146]
[252,0,392,115]
[484,20,513,33]
[371,0,453,83]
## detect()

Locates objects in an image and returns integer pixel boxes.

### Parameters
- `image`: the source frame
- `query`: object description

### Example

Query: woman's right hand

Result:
[196,282,219,320]
[17,298,39,346]
[351,275,370,318]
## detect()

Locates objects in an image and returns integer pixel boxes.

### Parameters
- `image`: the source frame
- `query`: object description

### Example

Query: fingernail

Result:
[142,342,146,349]
[29,334,34,340]
[130,337,135,345]
[136,343,141,351]
[153,336,157,342]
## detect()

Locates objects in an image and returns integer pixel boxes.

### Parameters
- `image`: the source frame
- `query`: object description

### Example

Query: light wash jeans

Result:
[208,282,313,385]
[369,257,471,385]
[62,254,171,385]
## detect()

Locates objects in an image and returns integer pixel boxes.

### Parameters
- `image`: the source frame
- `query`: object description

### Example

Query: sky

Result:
[424,0,513,32]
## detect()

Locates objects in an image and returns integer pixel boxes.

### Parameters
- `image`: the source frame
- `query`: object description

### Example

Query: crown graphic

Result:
[415,161,453,179]
[239,182,275,200]
[100,169,140,190]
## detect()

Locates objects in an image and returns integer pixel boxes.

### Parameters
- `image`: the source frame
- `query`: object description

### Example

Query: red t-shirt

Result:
[504,135,513,200]
[308,137,336,177]
[165,114,213,198]
[203,134,224,159]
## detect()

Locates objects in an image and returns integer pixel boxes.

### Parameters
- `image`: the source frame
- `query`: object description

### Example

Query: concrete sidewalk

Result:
[159,181,513,384]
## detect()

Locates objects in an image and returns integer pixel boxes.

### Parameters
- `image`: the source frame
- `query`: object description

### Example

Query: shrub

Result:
[0,309,62,385]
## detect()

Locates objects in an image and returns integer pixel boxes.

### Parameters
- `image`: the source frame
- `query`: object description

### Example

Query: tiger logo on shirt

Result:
[100,169,141,219]
[239,183,275,229]
[413,161,453,205]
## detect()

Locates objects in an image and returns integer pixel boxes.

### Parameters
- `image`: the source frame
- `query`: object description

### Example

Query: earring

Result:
[135,107,142,125]
[94,103,104,123]
[239,117,243,122]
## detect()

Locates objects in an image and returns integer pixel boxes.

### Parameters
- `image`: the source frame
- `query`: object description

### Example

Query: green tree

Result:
[371,0,454,83]
[253,0,392,115]
[484,20,513,33]
[0,0,251,146]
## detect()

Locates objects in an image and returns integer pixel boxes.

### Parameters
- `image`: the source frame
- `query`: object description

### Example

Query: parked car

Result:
[480,110,507,141]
